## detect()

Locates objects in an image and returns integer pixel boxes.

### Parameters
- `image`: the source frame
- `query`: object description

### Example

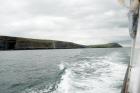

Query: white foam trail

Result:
[23,51,127,93]
[53,52,127,93]
[58,63,65,70]
[53,69,72,93]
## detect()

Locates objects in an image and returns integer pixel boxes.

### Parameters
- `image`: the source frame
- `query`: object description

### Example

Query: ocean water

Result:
[0,48,130,93]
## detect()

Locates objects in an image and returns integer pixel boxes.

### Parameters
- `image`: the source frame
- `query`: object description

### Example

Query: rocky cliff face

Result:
[0,36,122,50]
[0,36,86,50]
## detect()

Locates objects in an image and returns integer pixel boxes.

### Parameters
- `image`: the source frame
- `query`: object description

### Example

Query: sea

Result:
[0,48,130,93]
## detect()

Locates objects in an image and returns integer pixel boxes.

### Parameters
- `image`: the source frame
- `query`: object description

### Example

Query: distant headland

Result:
[0,36,122,50]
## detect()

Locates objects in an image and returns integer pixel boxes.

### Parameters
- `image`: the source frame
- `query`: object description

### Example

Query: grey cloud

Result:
[0,0,131,45]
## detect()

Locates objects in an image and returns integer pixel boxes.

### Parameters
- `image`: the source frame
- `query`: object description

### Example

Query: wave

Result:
[51,52,127,93]
[22,51,127,93]
[21,64,67,93]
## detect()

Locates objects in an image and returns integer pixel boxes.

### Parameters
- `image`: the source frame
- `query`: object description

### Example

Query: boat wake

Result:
[22,51,127,93]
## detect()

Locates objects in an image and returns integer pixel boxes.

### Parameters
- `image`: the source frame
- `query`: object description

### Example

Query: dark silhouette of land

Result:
[0,36,122,50]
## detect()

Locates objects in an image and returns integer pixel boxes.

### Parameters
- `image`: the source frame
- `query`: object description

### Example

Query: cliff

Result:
[0,36,86,50]
[0,36,122,50]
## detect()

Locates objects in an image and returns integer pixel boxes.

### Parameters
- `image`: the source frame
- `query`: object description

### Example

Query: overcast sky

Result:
[0,0,133,45]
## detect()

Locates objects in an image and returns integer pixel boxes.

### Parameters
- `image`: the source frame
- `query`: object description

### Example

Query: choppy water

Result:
[0,48,130,93]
